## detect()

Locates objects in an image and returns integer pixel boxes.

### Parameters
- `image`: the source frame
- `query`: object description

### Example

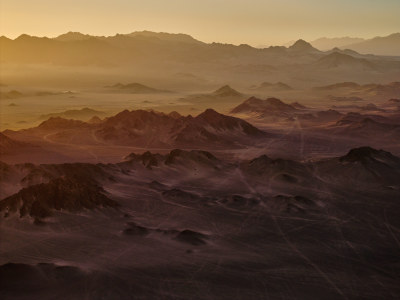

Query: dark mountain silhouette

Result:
[164,149,219,167]
[38,117,89,130]
[212,85,243,97]
[106,82,171,93]
[66,108,268,148]
[54,32,93,42]
[126,31,203,44]
[317,147,400,186]
[194,109,259,133]
[1,34,115,65]
[124,149,221,170]
[326,47,360,56]
[172,109,266,147]
[39,107,106,120]
[0,176,118,219]
[183,85,244,105]
[340,147,400,165]
[288,39,320,53]
[168,111,182,119]
[0,161,112,190]
[94,110,181,146]
[88,116,103,124]
[231,97,296,116]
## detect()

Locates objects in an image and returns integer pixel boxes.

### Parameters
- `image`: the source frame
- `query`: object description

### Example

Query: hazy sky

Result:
[1,0,399,45]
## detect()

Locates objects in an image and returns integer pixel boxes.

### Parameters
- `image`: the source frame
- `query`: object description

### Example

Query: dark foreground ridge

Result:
[0,176,118,219]
[0,146,400,299]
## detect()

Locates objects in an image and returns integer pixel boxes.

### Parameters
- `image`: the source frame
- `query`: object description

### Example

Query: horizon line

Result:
[0,30,399,47]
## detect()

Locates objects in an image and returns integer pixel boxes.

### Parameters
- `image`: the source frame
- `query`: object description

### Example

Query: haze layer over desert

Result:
[1,1,400,299]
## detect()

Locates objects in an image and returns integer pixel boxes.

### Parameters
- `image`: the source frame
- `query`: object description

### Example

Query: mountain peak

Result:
[192,108,265,137]
[0,176,118,219]
[339,147,397,163]
[88,116,102,124]
[0,36,11,42]
[231,97,295,115]
[38,117,87,130]
[289,39,318,52]
[212,85,242,97]
[15,34,34,41]
[244,96,264,105]
[258,82,293,91]
[198,108,221,118]
[124,151,161,168]
[127,31,202,44]
[55,32,92,42]
[106,82,170,94]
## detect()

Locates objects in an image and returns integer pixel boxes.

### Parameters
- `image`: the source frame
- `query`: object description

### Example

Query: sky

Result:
[1,0,399,46]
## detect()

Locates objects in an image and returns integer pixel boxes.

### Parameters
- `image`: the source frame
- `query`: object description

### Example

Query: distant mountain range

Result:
[310,33,400,56]
[39,107,106,121]
[310,37,365,51]
[0,31,399,89]
[54,30,203,45]
[1,31,398,68]
[314,81,400,98]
